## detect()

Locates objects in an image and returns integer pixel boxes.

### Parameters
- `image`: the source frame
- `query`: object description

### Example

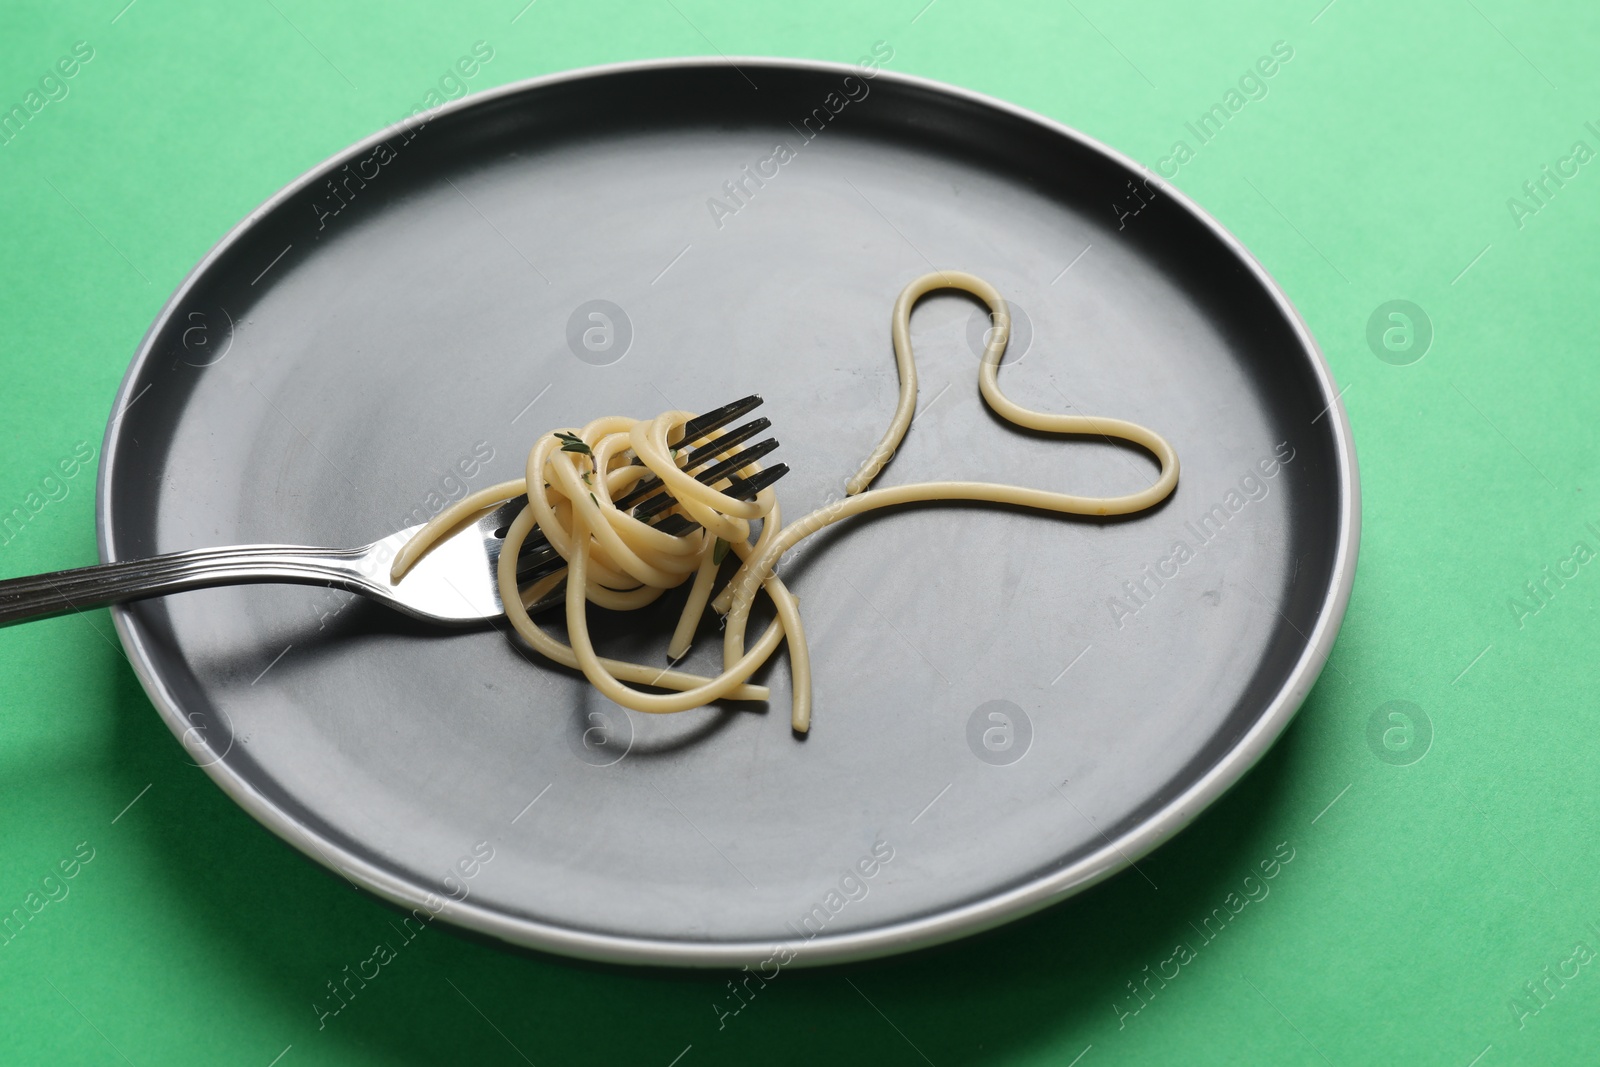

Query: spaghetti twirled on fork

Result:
[391,270,1179,733]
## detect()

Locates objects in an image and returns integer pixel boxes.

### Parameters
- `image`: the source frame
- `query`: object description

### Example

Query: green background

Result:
[1,0,1596,1063]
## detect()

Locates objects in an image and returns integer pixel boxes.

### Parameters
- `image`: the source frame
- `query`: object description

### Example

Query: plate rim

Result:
[97,54,1360,968]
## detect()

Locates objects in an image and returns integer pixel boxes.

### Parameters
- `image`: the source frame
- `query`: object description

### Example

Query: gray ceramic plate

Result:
[99,57,1358,967]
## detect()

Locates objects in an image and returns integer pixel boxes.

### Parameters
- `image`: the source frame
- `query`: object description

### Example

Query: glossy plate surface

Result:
[99,57,1358,967]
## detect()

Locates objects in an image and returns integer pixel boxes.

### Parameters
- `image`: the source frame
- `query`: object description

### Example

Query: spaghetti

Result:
[392,270,1179,733]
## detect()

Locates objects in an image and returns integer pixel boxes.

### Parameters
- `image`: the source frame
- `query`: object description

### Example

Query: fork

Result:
[0,396,789,628]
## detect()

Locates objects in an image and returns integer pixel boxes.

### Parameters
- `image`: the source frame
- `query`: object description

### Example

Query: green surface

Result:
[1,0,1596,1063]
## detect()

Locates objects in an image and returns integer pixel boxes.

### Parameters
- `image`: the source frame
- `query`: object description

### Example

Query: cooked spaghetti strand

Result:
[719,270,1179,730]
[392,270,1178,734]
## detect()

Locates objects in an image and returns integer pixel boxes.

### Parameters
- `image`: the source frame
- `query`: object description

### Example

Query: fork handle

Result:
[0,545,366,627]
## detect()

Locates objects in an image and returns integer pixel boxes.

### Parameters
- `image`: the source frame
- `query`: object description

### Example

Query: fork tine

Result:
[513,398,773,564]
[680,415,771,472]
[513,461,792,586]
[725,463,790,500]
[632,438,781,519]
[675,394,762,445]
[610,415,771,514]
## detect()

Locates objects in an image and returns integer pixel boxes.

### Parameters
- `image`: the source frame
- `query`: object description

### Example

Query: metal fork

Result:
[0,396,789,628]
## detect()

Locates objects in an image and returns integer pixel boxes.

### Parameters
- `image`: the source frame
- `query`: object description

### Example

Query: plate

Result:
[99,57,1358,967]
